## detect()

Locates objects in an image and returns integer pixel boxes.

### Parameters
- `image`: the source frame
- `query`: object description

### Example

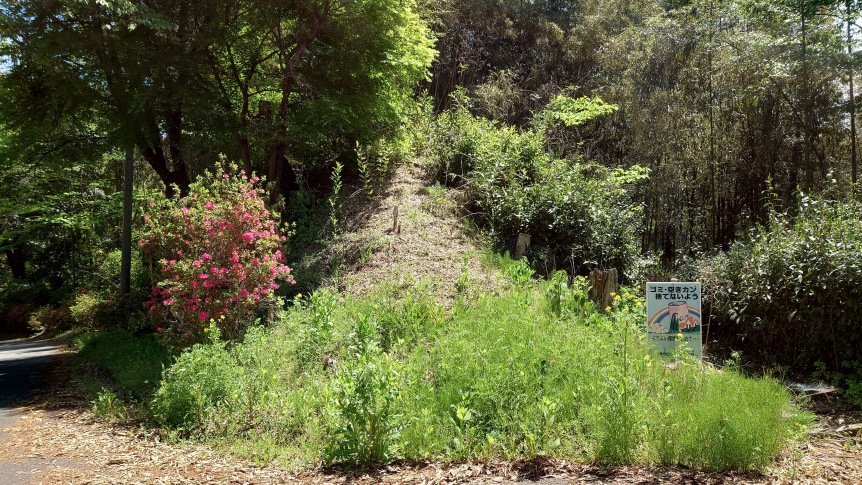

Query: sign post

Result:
[646,282,702,359]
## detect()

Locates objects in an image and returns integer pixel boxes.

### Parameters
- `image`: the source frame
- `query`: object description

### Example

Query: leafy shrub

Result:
[29,304,74,332]
[325,347,402,464]
[394,282,807,469]
[140,164,294,343]
[151,328,239,429]
[2,303,35,335]
[92,289,151,333]
[152,325,298,437]
[427,99,647,277]
[69,290,105,328]
[90,388,128,421]
[696,196,862,374]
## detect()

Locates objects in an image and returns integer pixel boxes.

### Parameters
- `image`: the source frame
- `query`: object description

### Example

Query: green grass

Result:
[140,266,812,471]
[75,330,172,401]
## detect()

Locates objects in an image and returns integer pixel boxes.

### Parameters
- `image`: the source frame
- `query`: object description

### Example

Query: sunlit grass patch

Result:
[143,266,811,471]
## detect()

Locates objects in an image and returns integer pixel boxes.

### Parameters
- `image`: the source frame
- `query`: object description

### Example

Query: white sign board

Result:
[646,282,702,359]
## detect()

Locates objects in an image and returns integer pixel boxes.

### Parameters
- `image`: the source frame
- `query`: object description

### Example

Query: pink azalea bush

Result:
[139,165,293,343]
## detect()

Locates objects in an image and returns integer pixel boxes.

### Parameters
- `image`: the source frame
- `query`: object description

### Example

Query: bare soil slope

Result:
[327,163,499,304]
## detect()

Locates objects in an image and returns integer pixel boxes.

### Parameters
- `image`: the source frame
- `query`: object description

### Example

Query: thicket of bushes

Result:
[141,264,808,470]
[692,196,862,380]
[423,93,648,279]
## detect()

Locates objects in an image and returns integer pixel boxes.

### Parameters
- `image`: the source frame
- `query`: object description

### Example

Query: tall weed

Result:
[148,277,810,470]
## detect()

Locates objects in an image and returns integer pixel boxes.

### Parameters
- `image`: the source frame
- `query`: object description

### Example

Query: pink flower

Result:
[202,253,212,260]
[163,298,174,305]
[242,232,255,243]
[205,201,214,210]
[240,289,249,298]
[198,312,209,322]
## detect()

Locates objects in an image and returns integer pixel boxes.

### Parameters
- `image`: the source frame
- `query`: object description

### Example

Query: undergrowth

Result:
[75,330,172,402]
[144,259,811,471]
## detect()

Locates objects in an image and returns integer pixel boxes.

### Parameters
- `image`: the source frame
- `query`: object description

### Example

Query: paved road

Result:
[0,339,61,408]
[0,339,61,438]
[1,338,62,430]
[0,339,61,484]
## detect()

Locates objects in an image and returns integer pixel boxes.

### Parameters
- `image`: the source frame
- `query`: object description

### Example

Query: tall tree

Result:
[0,0,435,199]
[846,0,860,185]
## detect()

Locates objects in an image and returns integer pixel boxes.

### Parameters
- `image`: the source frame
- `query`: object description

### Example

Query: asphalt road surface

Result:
[0,339,60,404]
[0,339,60,428]
[0,339,61,484]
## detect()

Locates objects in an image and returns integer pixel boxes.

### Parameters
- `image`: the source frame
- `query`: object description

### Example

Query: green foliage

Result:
[69,291,107,329]
[91,289,151,333]
[325,347,402,464]
[29,304,75,333]
[76,330,172,401]
[90,388,129,422]
[0,0,436,198]
[539,94,620,129]
[152,324,313,443]
[151,327,240,429]
[143,275,808,470]
[697,196,862,374]
[426,103,648,277]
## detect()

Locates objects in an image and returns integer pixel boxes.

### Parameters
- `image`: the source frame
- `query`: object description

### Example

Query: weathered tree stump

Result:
[589,268,619,313]
[514,233,531,259]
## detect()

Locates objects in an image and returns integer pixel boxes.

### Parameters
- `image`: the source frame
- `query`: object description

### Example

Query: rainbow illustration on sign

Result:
[648,302,702,333]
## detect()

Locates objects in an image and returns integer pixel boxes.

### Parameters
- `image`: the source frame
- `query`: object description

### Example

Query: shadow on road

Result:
[0,339,87,414]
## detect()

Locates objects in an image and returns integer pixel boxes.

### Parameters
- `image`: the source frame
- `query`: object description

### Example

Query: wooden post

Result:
[589,268,618,313]
[392,206,401,234]
[514,233,531,259]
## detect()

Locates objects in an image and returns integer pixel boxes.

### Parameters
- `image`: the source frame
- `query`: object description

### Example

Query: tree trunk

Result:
[4,243,27,280]
[239,137,252,175]
[137,140,190,198]
[120,146,134,296]
[849,0,858,186]
[589,268,618,314]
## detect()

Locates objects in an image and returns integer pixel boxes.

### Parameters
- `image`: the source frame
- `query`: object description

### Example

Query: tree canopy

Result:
[0,0,436,197]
